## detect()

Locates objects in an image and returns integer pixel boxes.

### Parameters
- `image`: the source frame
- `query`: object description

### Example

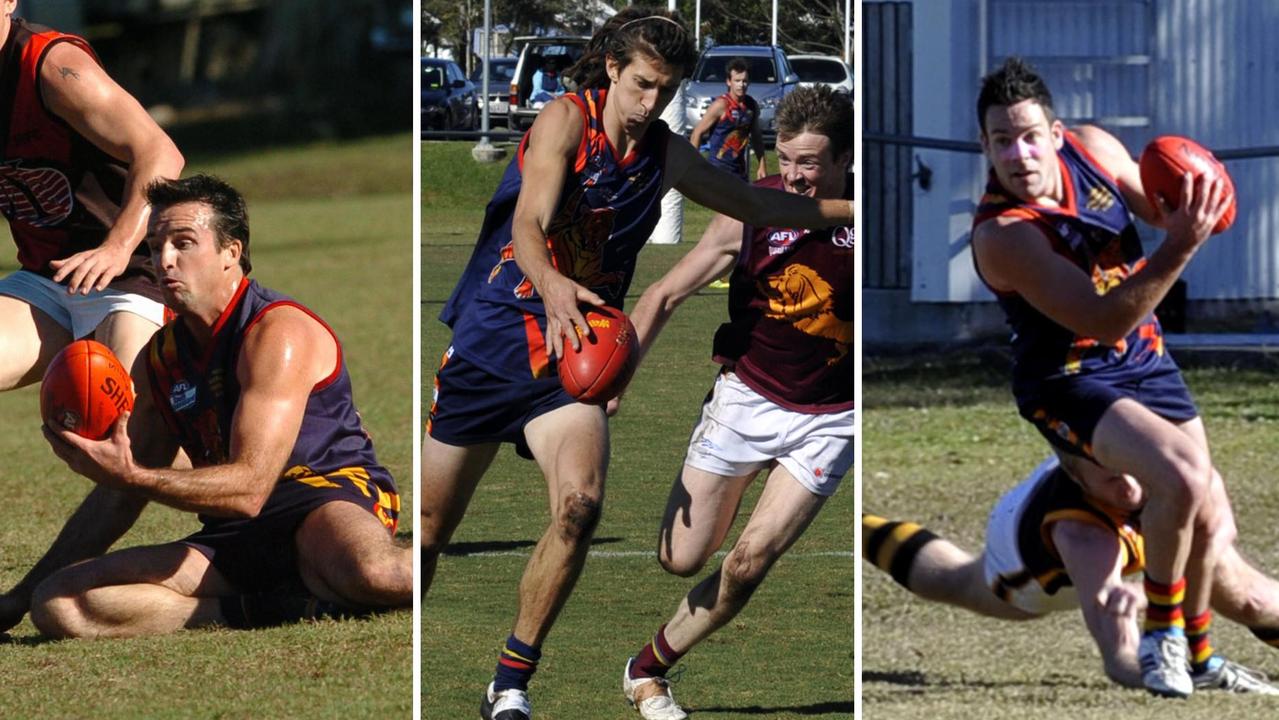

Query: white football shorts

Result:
[683,371,854,496]
[0,269,164,339]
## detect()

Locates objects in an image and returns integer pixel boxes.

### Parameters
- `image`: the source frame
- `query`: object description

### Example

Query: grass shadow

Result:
[692,700,854,715]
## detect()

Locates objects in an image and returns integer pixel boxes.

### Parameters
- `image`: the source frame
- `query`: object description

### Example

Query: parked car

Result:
[421,57,478,131]
[470,57,518,124]
[788,54,853,96]
[507,36,589,130]
[682,45,800,135]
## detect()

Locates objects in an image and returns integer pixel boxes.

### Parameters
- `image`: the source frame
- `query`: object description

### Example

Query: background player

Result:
[23,175,410,638]
[0,4,184,631]
[689,56,768,183]
[420,8,854,720]
[619,85,852,719]
[970,57,1233,697]
[864,452,1279,694]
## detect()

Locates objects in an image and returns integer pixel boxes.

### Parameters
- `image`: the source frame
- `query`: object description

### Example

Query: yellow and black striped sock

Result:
[862,513,940,589]
[1186,610,1214,672]
[1143,577,1186,635]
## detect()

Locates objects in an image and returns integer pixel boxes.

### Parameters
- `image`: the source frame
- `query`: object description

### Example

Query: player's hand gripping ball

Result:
[558,306,639,405]
[1139,135,1236,234]
[40,339,134,440]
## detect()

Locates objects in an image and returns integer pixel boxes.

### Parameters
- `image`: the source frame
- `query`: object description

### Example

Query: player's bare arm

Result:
[45,307,333,517]
[1053,519,1144,688]
[688,98,725,148]
[666,138,853,229]
[751,108,768,180]
[510,96,605,359]
[41,41,184,294]
[972,170,1231,345]
[631,212,742,361]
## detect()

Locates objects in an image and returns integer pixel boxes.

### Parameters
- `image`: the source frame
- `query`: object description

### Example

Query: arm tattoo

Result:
[56,65,80,81]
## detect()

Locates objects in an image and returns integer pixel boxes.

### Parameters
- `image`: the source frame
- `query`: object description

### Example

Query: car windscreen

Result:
[791,58,848,83]
[528,44,584,73]
[694,55,779,84]
[471,61,516,83]
[423,64,445,89]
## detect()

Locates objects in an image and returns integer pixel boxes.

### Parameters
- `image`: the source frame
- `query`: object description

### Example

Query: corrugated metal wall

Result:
[863,2,913,291]
[906,0,1279,303]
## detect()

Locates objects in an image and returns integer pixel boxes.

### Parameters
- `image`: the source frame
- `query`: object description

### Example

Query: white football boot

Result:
[1192,658,1279,695]
[480,681,531,720]
[1139,631,1193,699]
[623,658,688,720]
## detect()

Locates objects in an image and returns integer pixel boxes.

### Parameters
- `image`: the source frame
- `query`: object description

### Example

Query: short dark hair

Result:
[775,85,853,163]
[976,57,1055,133]
[146,174,251,274]
[727,57,749,76]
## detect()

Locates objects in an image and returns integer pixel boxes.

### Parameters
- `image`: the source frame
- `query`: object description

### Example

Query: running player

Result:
[864,452,1279,693]
[0,7,184,632]
[619,85,852,720]
[689,57,767,183]
[25,175,410,638]
[420,8,854,720]
[970,57,1233,697]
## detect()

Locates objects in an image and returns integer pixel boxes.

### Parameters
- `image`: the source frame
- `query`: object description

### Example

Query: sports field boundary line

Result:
[446,549,853,559]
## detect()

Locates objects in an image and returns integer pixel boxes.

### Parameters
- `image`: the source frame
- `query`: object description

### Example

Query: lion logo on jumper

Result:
[760,264,851,365]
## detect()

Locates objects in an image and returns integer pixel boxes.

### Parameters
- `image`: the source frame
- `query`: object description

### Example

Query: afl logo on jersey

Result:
[0,162,74,227]
[768,229,803,256]
[169,380,198,412]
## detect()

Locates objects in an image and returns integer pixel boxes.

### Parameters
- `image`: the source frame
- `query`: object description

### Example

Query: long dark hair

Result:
[565,7,697,91]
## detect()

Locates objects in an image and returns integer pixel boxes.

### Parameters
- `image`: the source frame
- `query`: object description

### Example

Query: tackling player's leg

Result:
[0,296,73,390]
[625,464,825,719]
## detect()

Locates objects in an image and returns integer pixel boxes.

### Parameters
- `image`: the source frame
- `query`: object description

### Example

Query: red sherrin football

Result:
[1139,135,1236,234]
[558,306,639,405]
[40,339,135,440]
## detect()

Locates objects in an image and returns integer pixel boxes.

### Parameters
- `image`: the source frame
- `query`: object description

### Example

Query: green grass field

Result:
[0,135,413,718]
[862,353,1279,719]
[422,141,854,718]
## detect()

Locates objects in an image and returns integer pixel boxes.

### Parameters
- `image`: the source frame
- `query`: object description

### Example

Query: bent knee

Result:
[1154,445,1213,509]
[556,491,602,543]
[30,581,87,640]
[337,550,413,607]
[722,540,775,592]
[658,548,707,578]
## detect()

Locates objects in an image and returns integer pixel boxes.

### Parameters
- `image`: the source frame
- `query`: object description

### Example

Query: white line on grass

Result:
[452,549,854,559]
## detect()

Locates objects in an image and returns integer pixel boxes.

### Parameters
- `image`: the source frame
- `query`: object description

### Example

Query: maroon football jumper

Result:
[712,173,853,413]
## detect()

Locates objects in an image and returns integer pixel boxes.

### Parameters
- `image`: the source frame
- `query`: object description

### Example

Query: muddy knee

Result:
[722,541,772,601]
[556,491,602,543]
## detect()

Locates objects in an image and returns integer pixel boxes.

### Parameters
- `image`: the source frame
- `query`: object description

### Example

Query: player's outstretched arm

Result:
[44,308,331,517]
[688,98,724,149]
[1053,519,1144,688]
[41,41,185,294]
[666,138,852,230]
[972,169,1230,345]
[510,97,605,358]
[631,212,743,362]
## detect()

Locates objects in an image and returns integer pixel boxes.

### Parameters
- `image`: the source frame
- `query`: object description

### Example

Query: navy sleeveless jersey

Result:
[705,93,757,178]
[440,88,670,381]
[145,278,395,526]
[971,131,1167,403]
[713,174,853,412]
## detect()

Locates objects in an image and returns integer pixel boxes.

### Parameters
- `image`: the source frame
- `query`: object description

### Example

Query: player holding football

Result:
[969,57,1234,697]
[864,452,1279,693]
[0,4,185,629]
[19,175,410,638]
[689,57,767,183]
[619,85,852,719]
[421,8,853,720]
